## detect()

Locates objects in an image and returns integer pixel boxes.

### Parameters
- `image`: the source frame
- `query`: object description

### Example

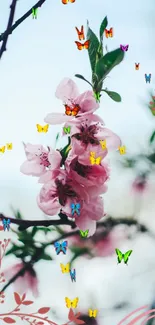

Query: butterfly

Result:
[32,7,37,18]
[36,124,49,133]
[135,63,140,70]
[145,73,151,83]
[70,203,81,216]
[105,28,113,38]
[2,218,11,231]
[65,104,80,116]
[79,229,89,238]
[88,309,98,318]
[65,297,79,308]
[118,146,126,155]
[115,248,133,265]
[75,26,85,41]
[70,268,76,282]
[6,143,13,150]
[99,140,107,150]
[54,241,68,255]
[120,44,129,52]
[89,152,101,165]
[63,126,71,134]
[60,263,70,273]
[75,40,90,50]
[0,146,5,153]
[62,0,75,4]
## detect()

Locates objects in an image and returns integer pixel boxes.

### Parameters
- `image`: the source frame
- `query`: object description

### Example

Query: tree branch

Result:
[0,0,18,59]
[0,0,47,44]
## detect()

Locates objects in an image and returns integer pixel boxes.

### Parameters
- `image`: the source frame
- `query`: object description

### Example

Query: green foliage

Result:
[75,16,124,102]
[149,131,155,144]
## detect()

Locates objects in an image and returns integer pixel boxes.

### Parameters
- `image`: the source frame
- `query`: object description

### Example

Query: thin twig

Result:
[0,0,47,44]
[0,0,18,59]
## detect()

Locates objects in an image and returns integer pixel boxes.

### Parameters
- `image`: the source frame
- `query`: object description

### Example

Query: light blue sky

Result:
[0,0,155,216]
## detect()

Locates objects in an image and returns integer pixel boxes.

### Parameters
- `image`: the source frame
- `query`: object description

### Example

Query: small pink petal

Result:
[76,216,96,237]
[76,91,99,113]
[55,78,79,102]
[48,149,62,169]
[96,127,121,150]
[20,161,45,176]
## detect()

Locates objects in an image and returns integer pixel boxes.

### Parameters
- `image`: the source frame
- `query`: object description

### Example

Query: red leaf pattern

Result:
[37,307,50,314]
[22,300,34,305]
[68,308,75,321]
[14,292,21,305]
[74,319,85,324]
[21,293,26,301]
[3,317,16,323]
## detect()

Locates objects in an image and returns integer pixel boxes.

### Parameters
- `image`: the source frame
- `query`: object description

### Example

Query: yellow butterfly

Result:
[0,146,5,153]
[60,263,70,273]
[118,146,126,155]
[90,153,101,165]
[36,124,49,133]
[99,140,107,150]
[88,309,98,318]
[6,143,12,150]
[65,297,79,309]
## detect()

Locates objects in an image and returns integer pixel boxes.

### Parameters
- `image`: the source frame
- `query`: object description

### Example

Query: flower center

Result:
[73,160,91,177]
[55,179,77,206]
[72,124,100,145]
[39,153,50,167]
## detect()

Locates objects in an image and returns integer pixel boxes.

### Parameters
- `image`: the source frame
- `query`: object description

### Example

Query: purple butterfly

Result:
[120,44,129,52]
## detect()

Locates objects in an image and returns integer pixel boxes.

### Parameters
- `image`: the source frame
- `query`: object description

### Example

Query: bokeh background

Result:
[0,0,155,324]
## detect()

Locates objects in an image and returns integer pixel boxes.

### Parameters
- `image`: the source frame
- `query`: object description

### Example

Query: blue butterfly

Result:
[70,203,81,216]
[54,240,68,255]
[2,218,11,231]
[70,268,76,282]
[145,73,151,83]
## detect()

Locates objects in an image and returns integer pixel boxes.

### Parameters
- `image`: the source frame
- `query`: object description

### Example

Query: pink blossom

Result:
[20,143,62,177]
[44,78,100,125]
[4,263,39,297]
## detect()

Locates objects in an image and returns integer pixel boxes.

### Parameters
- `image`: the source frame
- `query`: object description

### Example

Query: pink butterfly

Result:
[120,44,129,52]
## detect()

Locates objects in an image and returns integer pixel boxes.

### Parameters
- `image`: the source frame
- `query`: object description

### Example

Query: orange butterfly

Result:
[75,40,90,50]
[65,104,80,116]
[75,26,85,41]
[62,0,75,3]
[105,28,113,38]
[135,63,140,70]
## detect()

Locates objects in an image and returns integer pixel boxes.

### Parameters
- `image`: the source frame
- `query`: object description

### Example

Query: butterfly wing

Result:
[92,310,98,317]
[36,124,42,132]
[54,241,61,255]
[2,219,7,230]
[89,309,93,317]
[61,240,68,254]
[70,203,75,215]
[75,26,80,36]
[90,156,95,165]
[7,219,11,230]
[60,263,65,273]
[75,203,81,215]
[62,0,68,4]
[72,297,79,308]
[65,104,72,116]
[123,250,133,264]
[71,104,80,116]
[65,297,71,308]
[109,27,113,37]
[6,143,12,150]
[105,29,109,38]
[43,124,49,133]
[115,248,123,263]
[0,146,5,153]
[84,230,89,237]
[83,40,90,49]
[70,0,75,2]
[65,263,70,273]
[75,41,83,50]
[95,156,101,165]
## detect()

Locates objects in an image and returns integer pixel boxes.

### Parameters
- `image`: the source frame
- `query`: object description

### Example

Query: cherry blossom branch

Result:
[0,0,18,59]
[0,0,47,44]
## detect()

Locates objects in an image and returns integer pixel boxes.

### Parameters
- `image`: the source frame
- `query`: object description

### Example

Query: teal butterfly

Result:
[115,248,132,265]
[79,229,89,238]
[63,126,71,134]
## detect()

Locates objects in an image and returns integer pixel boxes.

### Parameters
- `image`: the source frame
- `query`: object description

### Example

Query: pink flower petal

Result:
[48,149,62,169]
[76,216,96,237]
[55,78,79,102]
[96,127,121,150]
[44,113,72,125]
[20,160,45,176]
[76,91,99,114]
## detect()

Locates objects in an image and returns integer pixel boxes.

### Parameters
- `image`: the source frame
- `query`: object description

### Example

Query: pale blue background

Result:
[0,1,155,324]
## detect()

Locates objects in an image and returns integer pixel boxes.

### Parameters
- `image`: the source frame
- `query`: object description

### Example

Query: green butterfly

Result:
[79,230,89,238]
[63,126,71,134]
[115,248,133,265]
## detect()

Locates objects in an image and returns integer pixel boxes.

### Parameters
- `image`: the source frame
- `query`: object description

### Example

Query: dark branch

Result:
[0,0,18,59]
[0,0,47,44]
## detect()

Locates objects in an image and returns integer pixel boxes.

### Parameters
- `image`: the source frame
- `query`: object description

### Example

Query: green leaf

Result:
[147,153,155,163]
[150,131,155,144]
[99,16,108,40]
[95,48,125,84]
[5,245,20,256]
[40,253,52,261]
[87,22,100,72]
[102,89,122,102]
[75,74,92,87]
[31,226,38,237]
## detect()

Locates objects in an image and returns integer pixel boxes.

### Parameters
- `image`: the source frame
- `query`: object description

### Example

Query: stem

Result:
[0,0,18,59]
[0,313,57,325]
[0,0,47,44]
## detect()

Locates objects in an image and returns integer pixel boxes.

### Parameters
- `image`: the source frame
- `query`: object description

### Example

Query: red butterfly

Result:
[135,63,140,70]
[75,26,85,41]
[62,0,75,4]
[65,104,80,116]
[75,40,90,50]
[105,28,113,38]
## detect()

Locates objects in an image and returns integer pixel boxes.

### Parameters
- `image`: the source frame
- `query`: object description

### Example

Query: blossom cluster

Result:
[20,78,121,236]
